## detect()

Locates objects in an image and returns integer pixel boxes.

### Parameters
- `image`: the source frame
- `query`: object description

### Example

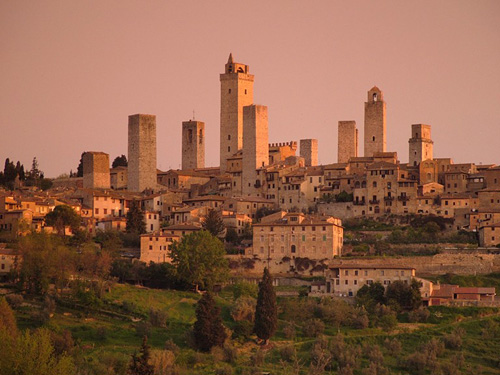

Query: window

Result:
[354,270,358,276]
[345,270,349,276]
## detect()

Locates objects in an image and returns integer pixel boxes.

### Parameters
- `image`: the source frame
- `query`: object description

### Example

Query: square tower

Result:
[409,124,433,167]
[182,120,205,170]
[128,114,157,192]
[338,121,358,163]
[242,105,268,196]
[220,53,254,173]
[364,87,386,157]
[82,151,110,189]
[300,139,318,167]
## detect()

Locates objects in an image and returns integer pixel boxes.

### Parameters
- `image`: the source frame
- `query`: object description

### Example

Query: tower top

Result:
[224,53,249,74]
[367,86,384,103]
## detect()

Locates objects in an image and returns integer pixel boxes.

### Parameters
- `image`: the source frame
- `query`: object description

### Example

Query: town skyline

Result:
[1,1,499,177]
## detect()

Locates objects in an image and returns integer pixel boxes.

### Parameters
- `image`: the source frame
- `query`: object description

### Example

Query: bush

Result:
[282,321,296,339]
[135,321,152,337]
[279,345,296,362]
[164,339,180,353]
[150,349,176,375]
[232,320,253,340]
[408,308,430,323]
[230,296,256,322]
[250,349,265,367]
[383,338,401,356]
[302,318,325,337]
[443,329,463,349]
[5,294,23,309]
[214,363,233,375]
[149,308,168,328]
[223,344,238,364]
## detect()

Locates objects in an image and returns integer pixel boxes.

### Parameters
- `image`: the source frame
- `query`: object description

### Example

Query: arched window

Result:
[373,93,378,101]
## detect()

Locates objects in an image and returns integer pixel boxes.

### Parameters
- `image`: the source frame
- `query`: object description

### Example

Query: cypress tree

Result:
[193,292,226,352]
[254,268,277,345]
[128,336,154,375]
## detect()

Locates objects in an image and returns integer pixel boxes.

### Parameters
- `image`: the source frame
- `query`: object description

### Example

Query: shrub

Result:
[383,338,401,356]
[443,332,462,349]
[214,364,233,375]
[302,318,325,337]
[149,308,168,328]
[250,349,265,367]
[232,282,258,299]
[164,339,179,353]
[150,349,176,375]
[5,294,23,309]
[279,345,296,362]
[223,344,238,364]
[233,320,253,340]
[282,321,296,339]
[230,296,256,322]
[408,308,430,323]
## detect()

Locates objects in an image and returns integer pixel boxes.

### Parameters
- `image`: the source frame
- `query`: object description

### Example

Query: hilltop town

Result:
[1,54,500,374]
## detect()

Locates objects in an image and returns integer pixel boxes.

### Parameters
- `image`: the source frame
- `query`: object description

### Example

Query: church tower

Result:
[220,53,254,173]
[364,87,386,157]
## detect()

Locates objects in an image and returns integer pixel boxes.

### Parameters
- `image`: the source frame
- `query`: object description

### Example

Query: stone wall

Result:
[364,87,386,157]
[128,114,157,192]
[338,121,358,163]
[182,120,205,170]
[82,152,110,189]
[300,139,318,167]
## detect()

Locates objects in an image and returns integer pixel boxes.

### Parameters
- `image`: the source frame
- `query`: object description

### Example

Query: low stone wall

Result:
[227,251,500,277]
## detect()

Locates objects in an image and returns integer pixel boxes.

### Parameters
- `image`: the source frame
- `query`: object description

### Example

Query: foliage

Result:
[230,296,256,322]
[126,200,147,235]
[254,268,277,344]
[45,205,81,236]
[170,231,229,291]
[356,282,386,310]
[385,279,422,312]
[202,209,225,237]
[335,190,354,202]
[231,281,258,299]
[255,207,280,222]
[112,154,128,168]
[225,227,239,244]
[128,336,154,375]
[0,297,18,337]
[193,292,226,352]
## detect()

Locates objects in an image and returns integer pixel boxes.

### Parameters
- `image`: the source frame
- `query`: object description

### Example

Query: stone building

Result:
[110,166,128,190]
[251,212,343,260]
[220,54,254,173]
[128,114,157,192]
[338,121,358,163]
[182,120,205,170]
[409,124,433,167]
[300,139,318,167]
[242,105,268,196]
[325,266,416,297]
[140,233,178,264]
[364,87,386,157]
[82,152,110,190]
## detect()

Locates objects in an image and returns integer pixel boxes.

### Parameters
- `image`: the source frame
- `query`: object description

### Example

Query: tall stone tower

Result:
[408,124,433,167]
[338,121,358,163]
[182,120,205,170]
[242,105,268,196]
[128,114,157,192]
[220,53,254,173]
[364,86,386,157]
[300,139,318,167]
[82,151,110,189]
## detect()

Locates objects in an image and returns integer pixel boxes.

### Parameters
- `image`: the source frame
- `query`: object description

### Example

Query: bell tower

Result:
[220,53,254,173]
[364,86,386,157]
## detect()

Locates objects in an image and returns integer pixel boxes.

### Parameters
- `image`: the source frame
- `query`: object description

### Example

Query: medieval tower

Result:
[364,86,386,157]
[242,105,268,196]
[220,53,254,173]
[338,121,358,163]
[128,114,157,192]
[82,151,110,189]
[300,139,318,167]
[182,120,205,170]
[409,124,433,166]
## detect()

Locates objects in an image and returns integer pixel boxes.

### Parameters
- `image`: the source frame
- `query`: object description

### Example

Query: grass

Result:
[10,283,500,374]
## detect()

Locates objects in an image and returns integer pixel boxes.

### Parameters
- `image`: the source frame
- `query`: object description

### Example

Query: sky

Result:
[1,0,499,178]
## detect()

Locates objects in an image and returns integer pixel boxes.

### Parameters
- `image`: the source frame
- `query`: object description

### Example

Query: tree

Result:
[202,209,225,237]
[254,268,277,345]
[193,292,226,352]
[385,279,422,312]
[170,231,228,292]
[45,205,81,236]
[0,297,18,337]
[75,153,85,177]
[128,336,154,375]
[112,154,128,168]
[356,282,386,311]
[126,200,146,235]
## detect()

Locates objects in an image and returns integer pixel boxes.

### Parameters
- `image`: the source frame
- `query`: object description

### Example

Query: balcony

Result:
[384,196,394,202]
[369,199,380,204]
[353,200,366,206]
[397,195,410,201]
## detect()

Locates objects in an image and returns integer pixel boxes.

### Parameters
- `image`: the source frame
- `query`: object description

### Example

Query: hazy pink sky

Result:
[1,1,499,177]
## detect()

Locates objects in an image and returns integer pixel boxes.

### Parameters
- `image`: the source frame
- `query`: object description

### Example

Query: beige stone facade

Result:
[409,124,433,167]
[300,139,318,167]
[338,121,358,164]
[251,212,343,260]
[220,54,254,173]
[110,166,128,190]
[128,114,157,192]
[242,105,268,196]
[140,233,178,264]
[364,87,386,157]
[182,120,205,170]
[83,152,110,190]
[325,266,416,297]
